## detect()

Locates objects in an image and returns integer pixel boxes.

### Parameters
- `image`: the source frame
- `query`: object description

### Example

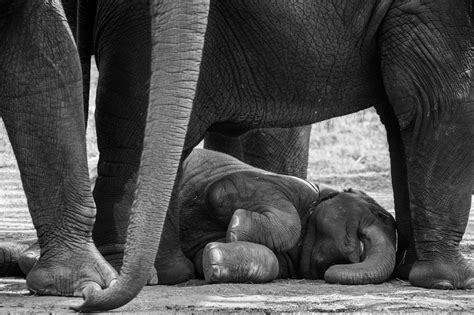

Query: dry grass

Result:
[309,109,389,177]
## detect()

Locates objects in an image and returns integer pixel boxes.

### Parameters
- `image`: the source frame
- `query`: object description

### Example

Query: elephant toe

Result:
[466,278,474,289]
[430,280,455,290]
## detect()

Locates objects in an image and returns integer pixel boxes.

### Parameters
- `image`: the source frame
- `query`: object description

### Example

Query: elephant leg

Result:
[226,208,301,253]
[206,173,307,252]
[380,1,473,289]
[91,0,151,269]
[201,241,279,284]
[204,126,311,178]
[92,0,192,284]
[0,0,116,295]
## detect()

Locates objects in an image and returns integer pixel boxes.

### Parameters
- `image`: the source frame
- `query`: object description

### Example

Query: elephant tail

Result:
[73,0,210,311]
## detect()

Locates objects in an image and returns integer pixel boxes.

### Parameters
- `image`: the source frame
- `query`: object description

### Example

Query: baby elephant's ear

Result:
[344,188,396,229]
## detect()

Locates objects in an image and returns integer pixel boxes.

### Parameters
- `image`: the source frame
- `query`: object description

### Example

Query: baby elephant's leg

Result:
[202,241,279,283]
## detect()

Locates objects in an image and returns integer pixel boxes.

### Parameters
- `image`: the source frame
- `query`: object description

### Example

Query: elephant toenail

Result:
[230,216,240,228]
[211,265,221,278]
[465,278,474,289]
[210,248,223,263]
[431,281,454,290]
[227,232,238,242]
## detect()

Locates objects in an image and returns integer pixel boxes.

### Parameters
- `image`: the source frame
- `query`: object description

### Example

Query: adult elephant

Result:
[48,0,474,312]
[177,149,397,285]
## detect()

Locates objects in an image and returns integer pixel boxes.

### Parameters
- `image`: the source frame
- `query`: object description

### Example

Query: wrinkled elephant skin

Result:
[1,0,469,312]
[179,0,472,292]
[0,0,117,301]
[70,0,471,311]
[175,149,396,285]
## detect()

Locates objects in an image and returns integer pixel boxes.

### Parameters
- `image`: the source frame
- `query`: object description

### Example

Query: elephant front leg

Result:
[380,1,473,289]
[206,173,305,253]
[201,241,279,283]
[0,1,116,295]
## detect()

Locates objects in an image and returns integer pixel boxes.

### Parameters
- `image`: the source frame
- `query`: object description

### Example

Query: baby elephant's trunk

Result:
[324,224,396,284]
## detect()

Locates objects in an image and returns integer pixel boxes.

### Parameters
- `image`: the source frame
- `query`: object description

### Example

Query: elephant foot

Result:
[202,241,279,284]
[26,240,117,296]
[155,249,195,285]
[0,238,36,276]
[409,253,474,290]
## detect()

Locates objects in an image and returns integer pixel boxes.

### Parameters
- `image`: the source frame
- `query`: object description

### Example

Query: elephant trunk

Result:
[324,224,396,285]
[76,0,210,311]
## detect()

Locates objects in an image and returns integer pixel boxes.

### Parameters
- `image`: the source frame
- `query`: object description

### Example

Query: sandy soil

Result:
[1,278,473,313]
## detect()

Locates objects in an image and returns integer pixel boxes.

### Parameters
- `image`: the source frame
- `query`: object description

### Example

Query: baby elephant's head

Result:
[299,187,396,284]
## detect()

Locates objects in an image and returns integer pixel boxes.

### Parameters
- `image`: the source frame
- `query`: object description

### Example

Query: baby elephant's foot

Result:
[0,238,36,276]
[27,240,117,296]
[409,253,474,289]
[202,241,279,284]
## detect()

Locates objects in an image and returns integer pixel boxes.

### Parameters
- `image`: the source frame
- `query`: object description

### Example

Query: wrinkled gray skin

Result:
[1,149,397,286]
[1,0,472,312]
[70,2,472,310]
[142,0,471,309]
[0,0,117,299]
[0,0,209,312]
[176,149,397,285]
[64,0,474,311]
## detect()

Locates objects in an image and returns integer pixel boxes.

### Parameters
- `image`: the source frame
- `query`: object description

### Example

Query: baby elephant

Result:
[1,148,396,285]
[175,149,397,285]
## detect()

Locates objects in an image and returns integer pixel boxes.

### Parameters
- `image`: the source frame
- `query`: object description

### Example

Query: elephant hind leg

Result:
[379,2,473,289]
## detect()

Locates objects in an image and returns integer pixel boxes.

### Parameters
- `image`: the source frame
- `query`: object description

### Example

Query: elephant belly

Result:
[194,0,387,135]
